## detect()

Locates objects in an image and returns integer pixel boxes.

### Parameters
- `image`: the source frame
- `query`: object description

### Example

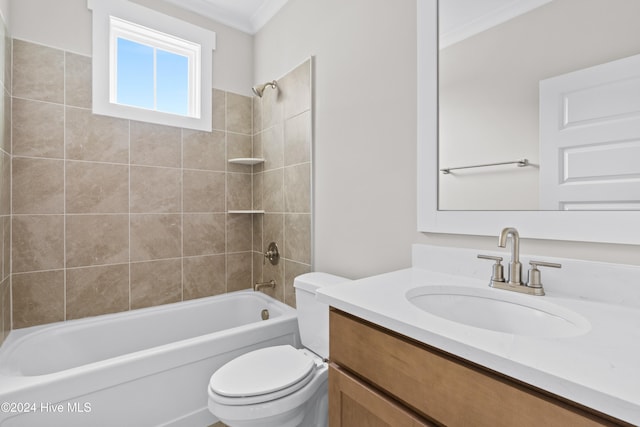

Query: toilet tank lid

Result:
[293,272,350,293]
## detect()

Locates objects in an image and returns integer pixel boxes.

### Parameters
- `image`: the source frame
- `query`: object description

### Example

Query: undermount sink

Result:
[407,286,591,338]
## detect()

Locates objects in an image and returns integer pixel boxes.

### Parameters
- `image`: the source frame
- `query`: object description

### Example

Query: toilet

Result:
[207,272,348,427]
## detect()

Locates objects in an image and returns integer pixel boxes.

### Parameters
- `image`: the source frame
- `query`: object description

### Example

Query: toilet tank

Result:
[294,272,349,359]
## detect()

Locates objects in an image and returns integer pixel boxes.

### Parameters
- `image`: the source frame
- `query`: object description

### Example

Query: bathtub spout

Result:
[254,280,276,292]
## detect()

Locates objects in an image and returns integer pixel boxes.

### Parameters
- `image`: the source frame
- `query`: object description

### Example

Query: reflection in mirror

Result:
[438,0,640,211]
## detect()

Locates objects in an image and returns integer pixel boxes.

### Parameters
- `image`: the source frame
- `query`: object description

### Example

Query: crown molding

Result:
[440,0,552,49]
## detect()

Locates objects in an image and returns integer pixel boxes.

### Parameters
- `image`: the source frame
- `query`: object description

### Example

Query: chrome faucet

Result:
[498,227,522,285]
[478,227,561,296]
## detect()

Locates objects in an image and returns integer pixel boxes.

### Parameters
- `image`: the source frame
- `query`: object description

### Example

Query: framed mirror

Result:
[417,0,640,243]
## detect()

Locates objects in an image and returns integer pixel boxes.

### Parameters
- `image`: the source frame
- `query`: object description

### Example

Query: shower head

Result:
[252,80,278,97]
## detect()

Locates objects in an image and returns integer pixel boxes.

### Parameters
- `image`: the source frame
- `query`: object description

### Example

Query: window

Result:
[110,17,199,117]
[89,0,216,131]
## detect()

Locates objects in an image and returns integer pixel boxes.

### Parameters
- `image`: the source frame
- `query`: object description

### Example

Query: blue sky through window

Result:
[157,50,189,115]
[116,37,189,116]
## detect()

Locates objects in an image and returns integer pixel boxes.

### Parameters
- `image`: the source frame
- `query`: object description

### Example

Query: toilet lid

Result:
[210,345,315,398]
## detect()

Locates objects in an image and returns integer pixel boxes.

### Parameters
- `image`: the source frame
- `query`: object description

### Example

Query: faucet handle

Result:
[477,255,505,285]
[527,260,562,289]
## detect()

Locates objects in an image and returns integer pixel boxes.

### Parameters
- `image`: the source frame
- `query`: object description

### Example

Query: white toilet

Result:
[207,272,348,427]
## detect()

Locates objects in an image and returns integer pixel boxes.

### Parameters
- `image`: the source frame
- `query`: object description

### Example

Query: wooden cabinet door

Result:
[329,364,435,427]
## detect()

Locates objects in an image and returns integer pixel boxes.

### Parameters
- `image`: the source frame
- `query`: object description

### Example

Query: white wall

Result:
[0,0,9,30]
[256,0,640,279]
[255,0,420,278]
[10,0,253,96]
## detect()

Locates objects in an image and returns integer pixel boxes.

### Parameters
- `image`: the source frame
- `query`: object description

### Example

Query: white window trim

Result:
[88,0,216,131]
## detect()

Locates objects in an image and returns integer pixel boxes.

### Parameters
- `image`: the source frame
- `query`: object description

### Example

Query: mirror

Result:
[417,0,640,243]
[438,0,640,210]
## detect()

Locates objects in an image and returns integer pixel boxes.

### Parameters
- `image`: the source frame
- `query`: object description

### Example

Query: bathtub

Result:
[0,290,300,427]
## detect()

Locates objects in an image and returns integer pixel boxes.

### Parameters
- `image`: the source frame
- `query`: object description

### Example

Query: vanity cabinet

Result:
[329,309,628,427]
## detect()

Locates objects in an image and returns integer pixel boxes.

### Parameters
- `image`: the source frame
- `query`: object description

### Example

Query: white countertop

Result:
[316,245,640,425]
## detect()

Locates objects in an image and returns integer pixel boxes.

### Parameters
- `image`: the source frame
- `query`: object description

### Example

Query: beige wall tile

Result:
[66,264,129,320]
[211,89,226,131]
[262,125,284,171]
[252,215,263,253]
[12,158,64,214]
[183,255,225,300]
[284,111,312,166]
[131,259,182,309]
[2,277,9,341]
[66,161,128,214]
[252,132,263,173]
[2,88,10,155]
[183,130,226,171]
[66,214,129,267]
[130,121,182,168]
[227,93,252,134]
[227,173,252,211]
[227,133,252,173]
[131,166,182,213]
[12,98,64,158]
[130,214,181,261]
[280,59,311,119]
[227,252,252,292]
[7,44,267,327]
[263,214,284,253]
[12,270,64,328]
[252,96,262,133]
[183,213,225,257]
[227,213,252,253]
[65,107,129,163]
[263,169,284,212]
[13,215,64,273]
[3,217,9,280]
[284,260,311,308]
[284,163,311,213]
[1,152,10,216]
[13,40,64,103]
[261,257,283,302]
[65,52,91,109]
[252,172,263,211]
[252,251,263,284]
[284,213,311,264]
[183,170,225,213]
[262,87,282,130]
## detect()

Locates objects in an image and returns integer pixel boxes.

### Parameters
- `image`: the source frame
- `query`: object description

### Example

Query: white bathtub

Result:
[0,290,300,427]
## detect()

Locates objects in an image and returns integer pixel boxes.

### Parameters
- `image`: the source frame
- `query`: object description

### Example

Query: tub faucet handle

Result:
[264,242,280,265]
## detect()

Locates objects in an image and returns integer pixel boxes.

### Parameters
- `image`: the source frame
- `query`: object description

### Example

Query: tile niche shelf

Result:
[228,157,265,165]
[227,158,265,214]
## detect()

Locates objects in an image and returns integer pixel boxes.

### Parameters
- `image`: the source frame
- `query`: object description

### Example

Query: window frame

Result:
[88,0,216,131]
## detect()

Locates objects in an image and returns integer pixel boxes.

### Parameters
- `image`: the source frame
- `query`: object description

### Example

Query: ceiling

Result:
[163,0,289,34]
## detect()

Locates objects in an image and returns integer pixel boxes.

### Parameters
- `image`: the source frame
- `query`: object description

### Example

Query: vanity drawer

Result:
[329,364,434,427]
[329,309,625,427]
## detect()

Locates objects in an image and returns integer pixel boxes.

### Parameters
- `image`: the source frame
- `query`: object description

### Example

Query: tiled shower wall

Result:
[7,40,313,330]
[252,60,313,307]
[0,20,10,345]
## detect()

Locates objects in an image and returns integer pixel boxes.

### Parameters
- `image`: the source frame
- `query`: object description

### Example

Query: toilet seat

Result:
[209,345,320,406]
